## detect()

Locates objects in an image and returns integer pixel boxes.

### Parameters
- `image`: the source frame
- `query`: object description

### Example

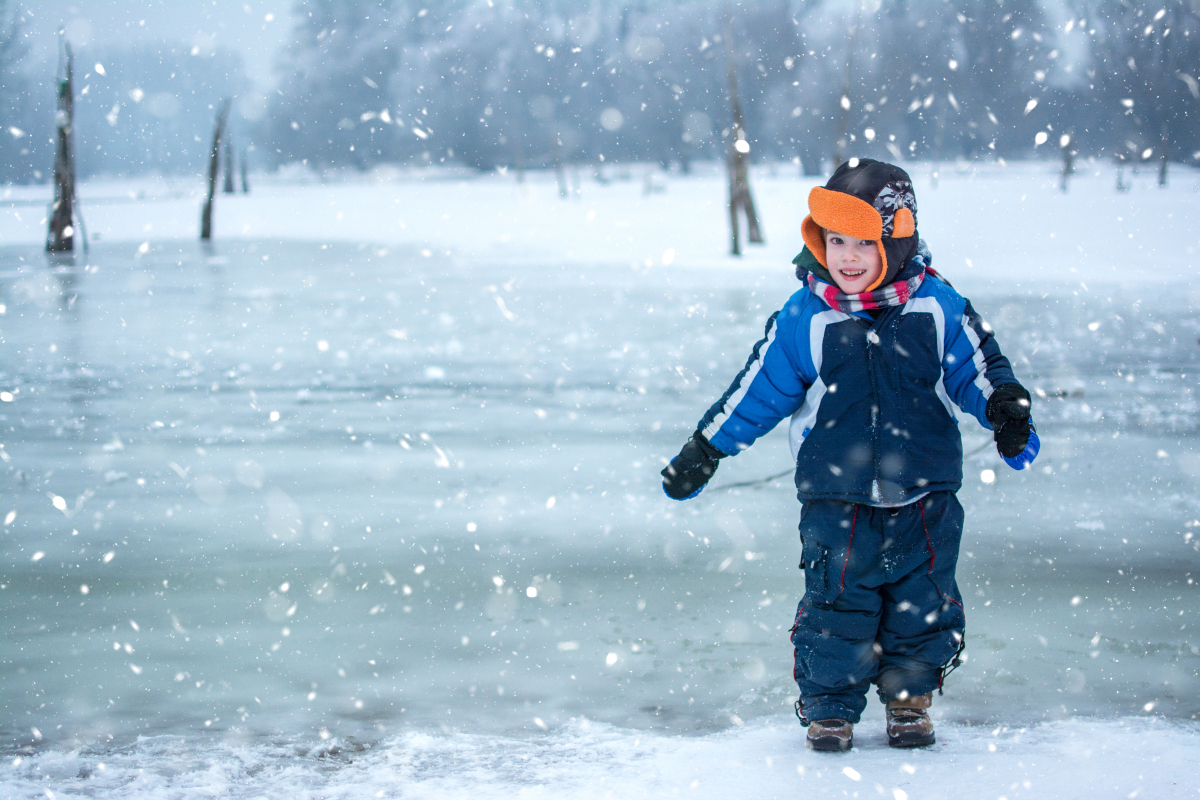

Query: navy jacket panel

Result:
[697,273,1017,505]
[798,316,877,494]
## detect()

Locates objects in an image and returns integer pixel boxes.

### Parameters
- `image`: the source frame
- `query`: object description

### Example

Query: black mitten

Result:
[986,384,1032,459]
[661,433,725,500]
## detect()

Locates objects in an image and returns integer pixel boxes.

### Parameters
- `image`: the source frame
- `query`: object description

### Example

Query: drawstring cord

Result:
[794,697,809,726]
[937,634,967,695]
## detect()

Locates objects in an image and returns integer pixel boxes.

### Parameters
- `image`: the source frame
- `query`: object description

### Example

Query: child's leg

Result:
[875,492,967,702]
[790,501,885,724]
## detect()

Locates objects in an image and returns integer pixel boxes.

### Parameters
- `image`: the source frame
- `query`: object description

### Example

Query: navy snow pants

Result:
[790,492,966,724]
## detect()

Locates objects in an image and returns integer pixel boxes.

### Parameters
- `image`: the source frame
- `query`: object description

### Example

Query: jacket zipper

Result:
[866,321,883,503]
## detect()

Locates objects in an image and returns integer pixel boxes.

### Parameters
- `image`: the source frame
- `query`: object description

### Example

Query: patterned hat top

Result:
[800,158,921,292]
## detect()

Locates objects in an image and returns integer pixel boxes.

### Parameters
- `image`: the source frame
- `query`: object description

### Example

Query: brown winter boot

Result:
[886,692,935,748]
[806,718,853,752]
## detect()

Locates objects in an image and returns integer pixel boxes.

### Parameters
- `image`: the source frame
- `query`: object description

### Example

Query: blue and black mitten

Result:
[987,384,1039,470]
[661,433,725,500]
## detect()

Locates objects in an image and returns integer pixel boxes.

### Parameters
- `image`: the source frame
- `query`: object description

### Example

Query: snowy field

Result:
[2,161,1200,798]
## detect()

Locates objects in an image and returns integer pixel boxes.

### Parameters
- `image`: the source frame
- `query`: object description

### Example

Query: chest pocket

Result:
[891,312,942,388]
[817,319,872,394]
[822,319,869,365]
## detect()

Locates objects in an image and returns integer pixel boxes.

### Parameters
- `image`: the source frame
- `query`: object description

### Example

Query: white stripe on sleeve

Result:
[961,313,996,400]
[701,318,780,443]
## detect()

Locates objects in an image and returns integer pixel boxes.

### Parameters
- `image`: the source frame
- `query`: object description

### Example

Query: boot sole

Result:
[888,731,935,748]
[806,734,853,752]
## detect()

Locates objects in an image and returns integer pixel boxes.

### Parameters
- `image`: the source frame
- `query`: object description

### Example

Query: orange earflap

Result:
[801,215,827,266]
[892,207,915,238]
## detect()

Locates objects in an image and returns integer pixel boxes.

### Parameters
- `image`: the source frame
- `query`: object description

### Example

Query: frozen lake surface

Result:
[2,164,1200,796]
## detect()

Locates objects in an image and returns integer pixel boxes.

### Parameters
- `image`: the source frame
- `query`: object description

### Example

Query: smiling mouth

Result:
[839,269,867,278]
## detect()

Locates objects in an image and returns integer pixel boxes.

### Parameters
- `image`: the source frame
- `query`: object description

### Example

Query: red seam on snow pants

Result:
[919,499,936,574]
[790,605,807,634]
[836,505,858,598]
[919,499,963,611]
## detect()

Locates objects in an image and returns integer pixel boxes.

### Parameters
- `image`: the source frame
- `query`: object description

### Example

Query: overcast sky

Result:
[20,0,292,88]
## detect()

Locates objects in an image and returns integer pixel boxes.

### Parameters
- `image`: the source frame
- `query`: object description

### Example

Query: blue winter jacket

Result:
[697,255,1017,505]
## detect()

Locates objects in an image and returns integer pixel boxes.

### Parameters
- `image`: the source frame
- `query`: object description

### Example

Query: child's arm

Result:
[698,309,814,456]
[942,298,1037,467]
[662,307,814,499]
[941,298,1016,425]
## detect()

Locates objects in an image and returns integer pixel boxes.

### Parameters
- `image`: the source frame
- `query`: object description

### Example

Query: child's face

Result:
[823,229,883,294]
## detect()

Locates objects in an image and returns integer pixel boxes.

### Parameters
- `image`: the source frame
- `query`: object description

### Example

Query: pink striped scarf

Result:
[806,260,947,313]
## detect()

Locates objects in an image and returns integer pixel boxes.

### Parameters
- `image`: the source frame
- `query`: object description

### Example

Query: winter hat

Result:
[801,158,919,292]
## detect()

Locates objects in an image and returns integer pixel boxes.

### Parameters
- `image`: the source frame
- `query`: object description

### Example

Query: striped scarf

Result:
[804,249,947,314]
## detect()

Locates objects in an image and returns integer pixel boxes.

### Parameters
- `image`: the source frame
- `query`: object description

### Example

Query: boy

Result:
[660,159,1038,751]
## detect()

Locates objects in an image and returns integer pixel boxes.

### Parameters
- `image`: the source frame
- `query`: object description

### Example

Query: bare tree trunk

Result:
[833,0,864,170]
[1158,120,1169,188]
[240,148,250,193]
[47,41,75,253]
[930,103,946,189]
[1060,132,1074,193]
[728,157,741,257]
[1115,150,1128,193]
[223,135,235,194]
[739,170,763,243]
[200,98,232,241]
[723,10,763,255]
[798,144,824,177]
[511,117,525,184]
[550,126,568,199]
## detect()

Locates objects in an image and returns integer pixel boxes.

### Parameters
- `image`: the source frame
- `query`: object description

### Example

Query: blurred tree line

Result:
[1,0,1197,182]
[0,0,251,184]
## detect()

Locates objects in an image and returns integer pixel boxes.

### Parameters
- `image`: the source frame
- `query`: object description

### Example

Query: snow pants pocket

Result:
[800,539,831,602]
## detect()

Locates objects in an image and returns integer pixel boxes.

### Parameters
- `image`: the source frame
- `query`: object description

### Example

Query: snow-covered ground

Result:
[2,158,1199,288]
[2,161,1200,797]
[7,717,1200,799]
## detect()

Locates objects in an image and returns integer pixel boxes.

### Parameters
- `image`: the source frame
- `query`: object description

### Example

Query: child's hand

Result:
[987,384,1032,458]
[1001,426,1040,471]
[661,433,724,500]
